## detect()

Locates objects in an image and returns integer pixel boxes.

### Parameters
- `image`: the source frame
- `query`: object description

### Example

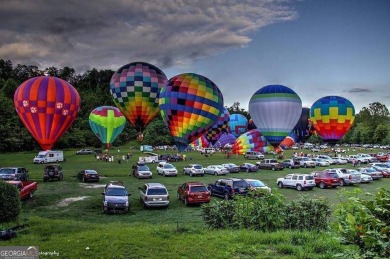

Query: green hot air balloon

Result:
[89,106,126,148]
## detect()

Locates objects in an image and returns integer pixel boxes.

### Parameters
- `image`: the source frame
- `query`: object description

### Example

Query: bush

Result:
[332,188,390,258]
[0,181,21,222]
[201,200,236,229]
[285,195,331,231]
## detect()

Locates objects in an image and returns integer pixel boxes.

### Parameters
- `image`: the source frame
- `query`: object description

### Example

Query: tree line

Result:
[0,59,388,152]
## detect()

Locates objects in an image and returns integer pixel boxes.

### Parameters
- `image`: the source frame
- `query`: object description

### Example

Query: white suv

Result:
[139,183,169,208]
[183,164,205,177]
[156,162,178,177]
[276,174,316,191]
[200,148,215,155]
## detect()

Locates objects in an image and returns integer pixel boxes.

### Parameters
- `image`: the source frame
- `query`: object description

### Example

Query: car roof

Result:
[184,181,206,186]
[145,183,166,188]
[106,184,126,189]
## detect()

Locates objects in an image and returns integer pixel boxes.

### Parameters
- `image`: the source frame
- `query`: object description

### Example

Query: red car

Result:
[177,182,211,206]
[6,180,38,200]
[310,171,341,189]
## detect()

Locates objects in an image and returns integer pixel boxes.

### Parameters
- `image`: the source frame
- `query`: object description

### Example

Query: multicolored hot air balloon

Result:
[214,133,236,149]
[310,96,355,144]
[232,129,268,154]
[159,73,224,151]
[280,132,296,149]
[89,106,126,148]
[228,114,248,138]
[189,135,209,149]
[14,76,80,150]
[249,85,302,148]
[205,107,230,145]
[110,62,167,132]
[293,107,314,143]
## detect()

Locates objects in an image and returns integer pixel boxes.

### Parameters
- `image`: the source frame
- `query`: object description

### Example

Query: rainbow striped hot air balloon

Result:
[205,107,230,145]
[232,129,268,155]
[110,62,167,132]
[14,76,81,150]
[249,85,302,148]
[190,135,210,149]
[310,96,355,144]
[89,106,126,148]
[159,73,224,152]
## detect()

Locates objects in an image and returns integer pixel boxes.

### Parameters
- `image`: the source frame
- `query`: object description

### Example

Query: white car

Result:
[332,157,348,165]
[156,162,178,177]
[245,179,271,193]
[204,165,229,176]
[298,157,316,168]
[311,158,330,167]
[276,174,316,191]
[183,164,204,176]
[327,168,361,186]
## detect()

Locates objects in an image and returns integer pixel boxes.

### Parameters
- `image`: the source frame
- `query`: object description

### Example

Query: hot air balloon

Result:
[228,114,248,137]
[280,132,296,149]
[293,107,314,143]
[190,135,209,149]
[14,76,80,150]
[249,85,302,148]
[205,107,230,145]
[310,96,355,145]
[110,62,167,132]
[159,73,224,151]
[247,118,257,130]
[89,106,126,148]
[232,129,268,154]
[214,133,236,149]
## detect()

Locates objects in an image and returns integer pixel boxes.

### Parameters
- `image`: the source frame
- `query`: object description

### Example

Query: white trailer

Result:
[33,150,64,164]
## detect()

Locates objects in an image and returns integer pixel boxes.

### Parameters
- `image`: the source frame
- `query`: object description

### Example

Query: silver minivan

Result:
[244,151,264,160]
[139,183,169,208]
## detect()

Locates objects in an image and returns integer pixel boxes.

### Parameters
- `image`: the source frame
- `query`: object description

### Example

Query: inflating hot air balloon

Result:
[232,129,268,154]
[110,62,167,132]
[247,118,257,130]
[228,114,248,138]
[159,73,224,151]
[280,132,296,149]
[249,85,302,148]
[293,107,314,143]
[89,106,126,148]
[310,96,355,145]
[205,107,230,145]
[14,76,80,150]
[214,133,236,149]
[190,135,209,149]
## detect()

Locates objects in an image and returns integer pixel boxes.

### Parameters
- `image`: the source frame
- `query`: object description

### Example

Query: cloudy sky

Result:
[1,0,389,112]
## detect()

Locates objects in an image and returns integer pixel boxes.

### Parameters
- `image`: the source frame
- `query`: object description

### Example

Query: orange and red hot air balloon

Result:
[14,76,81,150]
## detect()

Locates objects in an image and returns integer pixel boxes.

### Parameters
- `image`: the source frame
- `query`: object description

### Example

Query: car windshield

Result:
[106,187,127,196]
[164,164,175,169]
[192,165,202,169]
[347,170,359,174]
[248,180,265,187]
[85,170,97,174]
[138,165,150,171]
[304,175,314,180]
[233,180,249,188]
[246,163,255,167]
[366,168,376,172]
[147,188,168,195]
[190,186,208,192]
[215,165,225,169]
[0,169,14,174]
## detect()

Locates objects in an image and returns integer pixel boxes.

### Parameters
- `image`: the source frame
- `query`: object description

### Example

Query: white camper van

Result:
[33,150,64,164]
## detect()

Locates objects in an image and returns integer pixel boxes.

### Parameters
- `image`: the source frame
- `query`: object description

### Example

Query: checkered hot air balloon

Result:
[249,85,302,148]
[159,73,224,152]
[310,96,355,144]
[110,62,167,132]
[89,106,126,149]
[14,76,81,150]
[205,107,230,145]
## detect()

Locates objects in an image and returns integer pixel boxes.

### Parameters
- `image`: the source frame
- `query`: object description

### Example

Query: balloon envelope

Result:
[89,106,126,148]
[159,73,224,151]
[232,129,267,154]
[310,96,355,144]
[214,133,236,148]
[110,62,167,131]
[14,76,81,150]
[190,135,209,149]
[228,114,248,138]
[293,107,314,143]
[205,107,230,145]
[249,85,302,147]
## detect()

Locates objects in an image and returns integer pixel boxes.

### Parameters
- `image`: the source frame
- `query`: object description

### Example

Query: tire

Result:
[214,172,218,176]
[246,168,249,173]
[271,166,275,171]
[278,182,283,188]
[163,172,166,177]
[60,174,64,181]
[304,164,308,168]
[184,199,188,206]
[190,172,193,177]
[340,179,346,186]
[289,165,292,169]
[319,182,326,189]
[82,177,86,183]
[296,184,303,191]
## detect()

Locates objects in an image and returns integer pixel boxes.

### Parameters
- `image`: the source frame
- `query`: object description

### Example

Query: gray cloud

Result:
[0,0,298,72]
[347,88,372,93]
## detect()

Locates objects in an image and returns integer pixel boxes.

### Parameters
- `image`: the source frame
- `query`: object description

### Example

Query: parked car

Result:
[221,163,240,173]
[325,168,361,186]
[357,170,373,183]
[332,157,348,165]
[370,165,390,178]
[358,167,383,180]
[316,155,337,165]
[77,169,100,182]
[357,154,377,163]
[0,167,29,181]
[102,182,130,213]
[256,159,284,171]
[156,162,178,177]
[245,179,271,193]
[239,163,258,172]
[76,149,95,155]
[311,158,330,167]
[281,159,300,169]
[297,157,316,168]
[208,178,249,200]
[177,182,210,205]
[6,180,37,200]
[204,165,229,176]
[200,148,215,155]
[183,164,205,177]
[310,171,341,189]
[347,155,368,164]
[276,174,316,191]
[139,183,169,208]
[43,164,63,182]
[311,147,321,152]
[244,151,264,160]
[131,163,153,179]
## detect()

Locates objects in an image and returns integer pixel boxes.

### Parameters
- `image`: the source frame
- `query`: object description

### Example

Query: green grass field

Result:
[1,147,387,258]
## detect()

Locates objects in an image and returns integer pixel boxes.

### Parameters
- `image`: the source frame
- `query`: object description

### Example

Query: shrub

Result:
[332,188,390,258]
[284,195,331,231]
[0,181,21,222]
[201,200,236,229]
